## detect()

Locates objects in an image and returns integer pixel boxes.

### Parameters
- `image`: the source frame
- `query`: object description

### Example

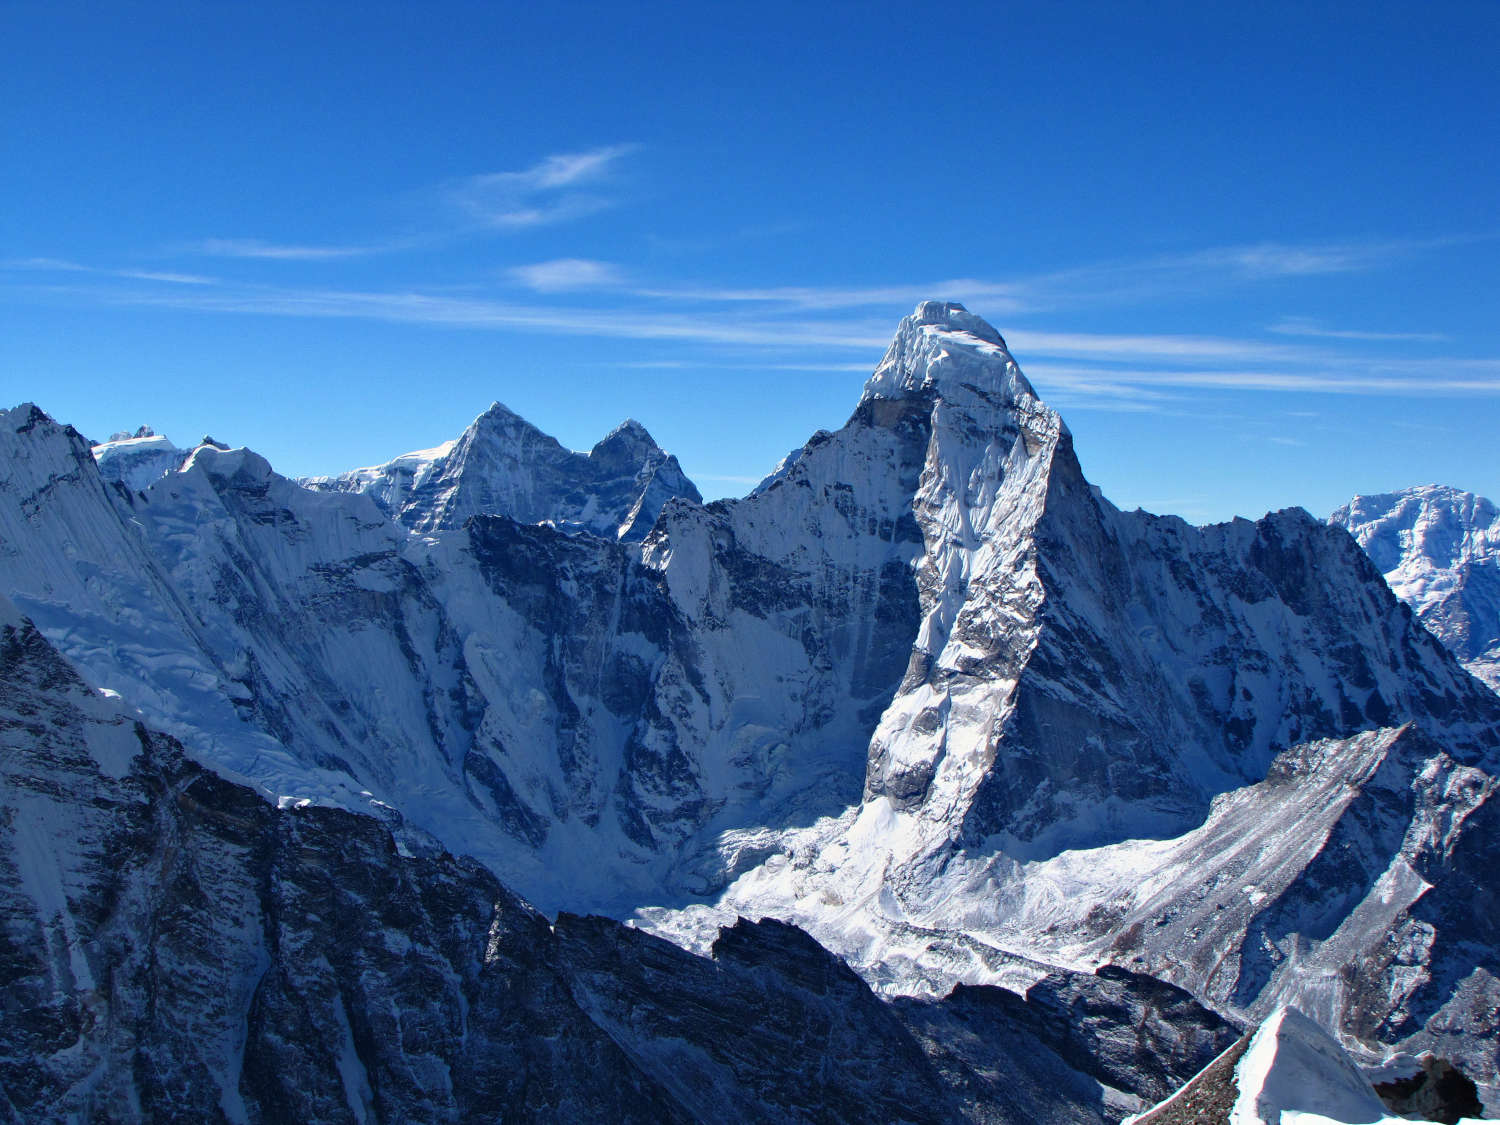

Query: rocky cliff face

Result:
[1333,484,1500,694]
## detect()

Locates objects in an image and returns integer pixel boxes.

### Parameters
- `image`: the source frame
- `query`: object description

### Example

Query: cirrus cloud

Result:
[507,258,625,292]
[448,144,639,229]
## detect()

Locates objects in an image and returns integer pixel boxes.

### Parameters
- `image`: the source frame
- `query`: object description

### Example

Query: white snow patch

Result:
[1229,1006,1500,1124]
[331,994,375,1125]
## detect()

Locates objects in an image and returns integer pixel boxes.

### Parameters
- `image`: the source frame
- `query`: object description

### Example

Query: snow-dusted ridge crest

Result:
[6,302,1500,1101]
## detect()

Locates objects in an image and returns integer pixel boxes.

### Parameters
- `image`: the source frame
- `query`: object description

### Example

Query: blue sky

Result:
[3,1,1498,522]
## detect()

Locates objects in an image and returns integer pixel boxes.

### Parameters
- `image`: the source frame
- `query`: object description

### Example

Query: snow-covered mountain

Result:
[634,303,1500,1099]
[302,402,701,540]
[4,300,1500,1116]
[1333,485,1500,693]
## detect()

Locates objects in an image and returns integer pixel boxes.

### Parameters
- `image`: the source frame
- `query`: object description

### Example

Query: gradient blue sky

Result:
[4,1,1498,522]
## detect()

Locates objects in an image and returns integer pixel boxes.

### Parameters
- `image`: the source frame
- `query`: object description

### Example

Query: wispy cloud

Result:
[1002,235,1482,310]
[2,257,216,285]
[620,234,1483,318]
[447,144,638,229]
[630,279,1028,315]
[1020,365,1181,403]
[179,146,641,263]
[68,282,893,350]
[2,256,92,272]
[614,360,884,373]
[508,258,625,292]
[117,269,216,285]
[13,226,1498,406]
[191,238,379,261]
[1023,361,1500,397]
[1189,240,1413,278]
[1267,317,1449,342]
[1007,330,1308,365]
[19,265,1500,399]
[1046,396,1178,415]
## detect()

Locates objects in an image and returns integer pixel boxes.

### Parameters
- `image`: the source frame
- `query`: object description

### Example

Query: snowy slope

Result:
[303,402,701,540]
[1333,486,1500,693]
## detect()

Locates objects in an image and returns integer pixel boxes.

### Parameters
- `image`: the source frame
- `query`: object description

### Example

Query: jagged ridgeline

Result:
[4,301,1500,1121]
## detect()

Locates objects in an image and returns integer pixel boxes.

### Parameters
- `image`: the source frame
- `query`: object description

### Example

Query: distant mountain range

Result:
[1333,484,1500,694]
[4,301,1499,1121]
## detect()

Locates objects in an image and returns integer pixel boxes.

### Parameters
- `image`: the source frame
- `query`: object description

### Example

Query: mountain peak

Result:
[91,428,185,492]
[306,399,699,539]
[1332,483,1500,691]
[107,424,157,442]
[609,417,652,441]
[909,299,1005,345]
[472,401,529,430]
[460,401,564,458]
[5,402,55,432]
[591,417,660,461]
[860,300,1029,405]
[181,443,274,485]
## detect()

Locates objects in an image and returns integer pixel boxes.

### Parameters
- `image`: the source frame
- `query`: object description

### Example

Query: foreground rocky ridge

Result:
[3,302,1500,1110]
[0,603,1235,1122]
